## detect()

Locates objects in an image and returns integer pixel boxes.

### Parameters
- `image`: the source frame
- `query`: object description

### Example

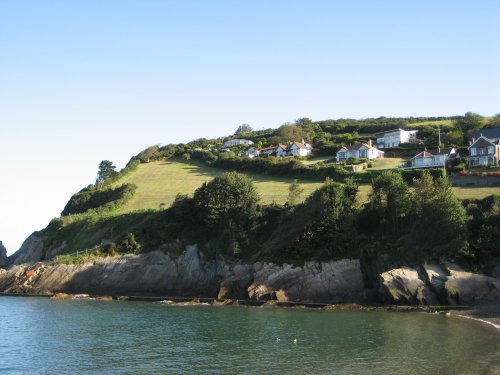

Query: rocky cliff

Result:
[1,245,499,306]
[0,241,7,268]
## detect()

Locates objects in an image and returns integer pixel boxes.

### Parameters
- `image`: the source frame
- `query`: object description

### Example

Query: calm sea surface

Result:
[0,296,499,374]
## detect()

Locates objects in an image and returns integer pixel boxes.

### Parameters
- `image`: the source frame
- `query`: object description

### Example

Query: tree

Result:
[193,172,260,258]
[235,124,253,135]
[287,180,304,205]
[365,171,411,234]
[96,160,117,189]
[193,172,259,227]
[455,112,485,143]
[278,124,304,143]
[410,171,467,259]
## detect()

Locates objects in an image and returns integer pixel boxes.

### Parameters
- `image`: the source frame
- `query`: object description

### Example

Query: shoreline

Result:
[5,291,500,332]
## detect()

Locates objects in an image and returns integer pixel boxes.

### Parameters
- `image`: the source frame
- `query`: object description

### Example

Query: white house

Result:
[375,128,418,148]
[276,144,288,157]
[244,147,260,158]
[223,139,254,147]
[407,148,459,169]
[336,141,384,162]
[468,135,500,167]
[288,141,312,157]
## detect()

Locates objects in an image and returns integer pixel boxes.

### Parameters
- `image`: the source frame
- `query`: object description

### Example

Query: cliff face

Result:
[6,233,45,266]
[0,241,7,268]
[0,246,366,303]
[1,245,499,306]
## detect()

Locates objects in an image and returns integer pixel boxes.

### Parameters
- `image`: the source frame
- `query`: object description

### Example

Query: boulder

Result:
[247,259,365,303]
[379,267,438,305]
[444,268,500,305]
[423,264,449,304]
[217,265,253,299]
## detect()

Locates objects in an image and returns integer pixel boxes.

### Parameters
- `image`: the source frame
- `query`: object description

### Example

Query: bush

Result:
[61,184,137,216]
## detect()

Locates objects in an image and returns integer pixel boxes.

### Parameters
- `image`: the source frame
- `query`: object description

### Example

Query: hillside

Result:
[110,159,324,210]
[109,159,499,211]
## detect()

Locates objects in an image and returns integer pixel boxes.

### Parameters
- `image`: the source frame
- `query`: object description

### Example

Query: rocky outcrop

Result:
[0,241,7,267]
[247,259,365,303]
[445,268,500,306]
[0,246,367,304]
[379,267,439,305]
[7,233,45,266]
[2,245,500,306]
[379,263,500,306]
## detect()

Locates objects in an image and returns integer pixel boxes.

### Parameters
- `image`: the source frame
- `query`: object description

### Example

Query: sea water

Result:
[0,296,499,374]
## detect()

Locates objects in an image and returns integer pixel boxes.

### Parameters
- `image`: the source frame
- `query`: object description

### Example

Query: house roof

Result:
[259,146,277,152]
[471,128,500,142]
[412,150,434,158]
[469,136,500,149]
[290,141,311,149]
[338,142,384,152]
[426,148,457,155]
[375,128,418,135]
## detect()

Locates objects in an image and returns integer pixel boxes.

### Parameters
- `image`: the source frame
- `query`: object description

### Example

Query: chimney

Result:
[368,139,372,147]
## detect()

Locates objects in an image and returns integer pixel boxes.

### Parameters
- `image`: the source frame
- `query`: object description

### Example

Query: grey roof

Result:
[471,128,500,141]
[375,128,418,135]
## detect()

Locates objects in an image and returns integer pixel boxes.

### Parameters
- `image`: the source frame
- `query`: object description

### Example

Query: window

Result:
[471,148,477,156]
[488,146,494,154]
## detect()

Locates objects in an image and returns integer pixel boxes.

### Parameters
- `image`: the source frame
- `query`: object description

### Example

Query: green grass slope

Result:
[111,159,324,212]
[111,159,500,212]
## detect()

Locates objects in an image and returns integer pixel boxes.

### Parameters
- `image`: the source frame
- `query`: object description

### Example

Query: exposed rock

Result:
[378,267,439,305]
[8,233,45,265]
[444,267,500,305]
[247,259,365,303]
[217,264,253,299]
[0,241,7,267]
[3,245,500,307]
[423,264,449,304]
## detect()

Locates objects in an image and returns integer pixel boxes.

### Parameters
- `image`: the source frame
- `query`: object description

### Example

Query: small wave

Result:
[456,314,500,331]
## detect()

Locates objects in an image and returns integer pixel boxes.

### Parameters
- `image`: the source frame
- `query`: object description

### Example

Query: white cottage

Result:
[276,144,288,157]
[375,128,418,148]
[244,147,260,158]
[223,139,254,147]
[407,148,459,169]
[288,141,312,157]
[336,141,384,162]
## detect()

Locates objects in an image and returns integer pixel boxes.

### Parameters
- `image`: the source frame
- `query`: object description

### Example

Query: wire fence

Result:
[55,244,101,262]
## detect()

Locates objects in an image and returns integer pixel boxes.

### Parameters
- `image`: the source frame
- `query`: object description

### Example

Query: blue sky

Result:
[1,0,499,253]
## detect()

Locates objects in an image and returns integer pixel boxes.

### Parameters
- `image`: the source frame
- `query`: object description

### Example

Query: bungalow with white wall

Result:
[275,141,312,157]
[407,148,459,169]
[288,141,312,157]
[244,147,260,158]
[375,128,418,148]
[336,141,384,162]
[223,139,254,147]
[276,144,288,157]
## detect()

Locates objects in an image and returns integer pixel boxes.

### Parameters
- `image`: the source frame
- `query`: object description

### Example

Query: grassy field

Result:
[302,156,334,165]
[367,157,406,171]
[112,160,324,211]
[410,119,454,128]
[111,159,500,213]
